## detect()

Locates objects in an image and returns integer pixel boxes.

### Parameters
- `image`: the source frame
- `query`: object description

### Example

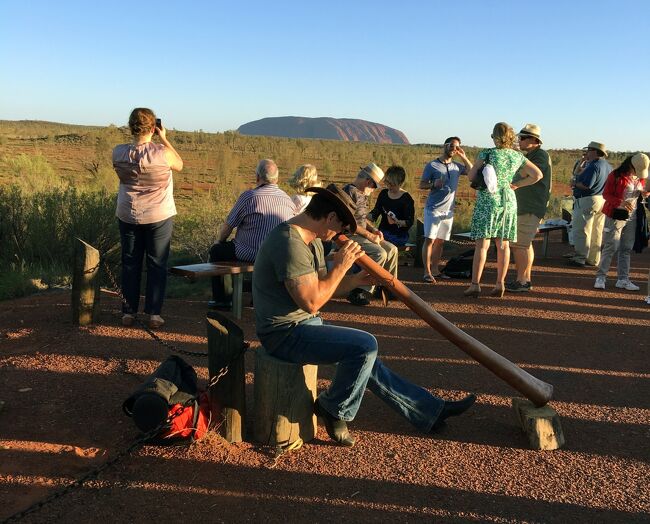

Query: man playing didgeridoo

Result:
[253,183,475,447]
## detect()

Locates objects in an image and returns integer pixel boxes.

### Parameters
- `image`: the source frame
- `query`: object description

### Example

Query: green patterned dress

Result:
[470,147,526,241]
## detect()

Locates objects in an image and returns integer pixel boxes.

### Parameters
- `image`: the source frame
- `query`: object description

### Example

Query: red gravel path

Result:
[1,233,649,523]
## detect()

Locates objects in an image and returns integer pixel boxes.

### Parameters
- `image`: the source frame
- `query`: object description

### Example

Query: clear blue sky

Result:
[1,0,649,151]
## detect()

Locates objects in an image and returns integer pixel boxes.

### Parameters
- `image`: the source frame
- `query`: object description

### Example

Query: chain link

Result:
[2,397,195,523]
[102,259,210,358]
[3,256,248,522]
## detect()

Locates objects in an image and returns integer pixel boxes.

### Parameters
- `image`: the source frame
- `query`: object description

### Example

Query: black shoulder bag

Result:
[470,152,490,191]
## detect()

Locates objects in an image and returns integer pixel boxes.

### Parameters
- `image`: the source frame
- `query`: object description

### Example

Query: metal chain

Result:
[102,258,210,358]
[448,236,475,247]
[3,257,249,523]
[1,398,194,524]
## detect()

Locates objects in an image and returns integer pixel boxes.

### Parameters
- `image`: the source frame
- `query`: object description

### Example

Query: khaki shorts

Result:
[512,213,541,249]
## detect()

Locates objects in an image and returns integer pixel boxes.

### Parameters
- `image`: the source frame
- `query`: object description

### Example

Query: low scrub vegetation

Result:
[1,120,635,300]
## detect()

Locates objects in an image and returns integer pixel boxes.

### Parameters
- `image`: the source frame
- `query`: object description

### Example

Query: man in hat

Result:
[253,184,476,447]
[505,124,552,292]
[567,142,612,267]
[208,159,296,309]
[343,163,399,305]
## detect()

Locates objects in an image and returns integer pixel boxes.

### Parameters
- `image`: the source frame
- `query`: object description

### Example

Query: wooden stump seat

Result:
[253,347,318,446]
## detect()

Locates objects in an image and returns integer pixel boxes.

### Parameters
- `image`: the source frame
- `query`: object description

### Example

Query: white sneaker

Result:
[615,280,640,291]
[644,296,650,304]
[594,277,606,290]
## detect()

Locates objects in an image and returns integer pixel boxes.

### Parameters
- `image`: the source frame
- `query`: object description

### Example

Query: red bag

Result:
[162,392,211,442]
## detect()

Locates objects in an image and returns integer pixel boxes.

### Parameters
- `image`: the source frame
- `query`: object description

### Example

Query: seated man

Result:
[343,163,399,306]
[209,159,296,308]
[253,184,475,447]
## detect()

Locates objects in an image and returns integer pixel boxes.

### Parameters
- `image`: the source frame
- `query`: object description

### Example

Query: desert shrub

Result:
[0,186,119,269]
[3,153,66,193]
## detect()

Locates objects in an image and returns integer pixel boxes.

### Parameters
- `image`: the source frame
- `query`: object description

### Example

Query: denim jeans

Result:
[119,218,173,315]
[264,316,444,432]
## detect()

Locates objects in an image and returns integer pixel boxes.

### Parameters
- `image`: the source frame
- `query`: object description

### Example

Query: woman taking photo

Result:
[113,108,183,328]
[465,122,542,297]
[594,153,649,291]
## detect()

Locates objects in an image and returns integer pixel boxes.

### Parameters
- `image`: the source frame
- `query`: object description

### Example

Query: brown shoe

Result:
[490,285,505,298]
[121,314,136,327]
[463,283,481,297]
[148,315,165,329]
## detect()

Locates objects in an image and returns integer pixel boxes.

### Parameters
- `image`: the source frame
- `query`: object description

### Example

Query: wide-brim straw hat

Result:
[631,152,649,179]
[359,163,384,185]
[306,183,358,233]
[517,123,542,144]
[584,141,608,157]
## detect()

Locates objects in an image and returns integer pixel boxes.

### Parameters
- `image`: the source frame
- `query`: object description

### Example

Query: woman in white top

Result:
[289,164,320,213]
[112,108,183,328]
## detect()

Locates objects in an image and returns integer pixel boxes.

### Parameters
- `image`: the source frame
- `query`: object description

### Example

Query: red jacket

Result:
[601,172,644,218]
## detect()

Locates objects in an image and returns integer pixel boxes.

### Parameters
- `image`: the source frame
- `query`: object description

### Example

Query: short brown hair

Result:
[128,108,156,137]
[384,165,406,187]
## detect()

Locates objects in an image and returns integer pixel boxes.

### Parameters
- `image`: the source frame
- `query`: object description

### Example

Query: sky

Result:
[1,0,649,151]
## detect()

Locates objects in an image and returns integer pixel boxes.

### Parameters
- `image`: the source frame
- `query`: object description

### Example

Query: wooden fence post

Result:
[206,311,246,443]
[71,238,101,326]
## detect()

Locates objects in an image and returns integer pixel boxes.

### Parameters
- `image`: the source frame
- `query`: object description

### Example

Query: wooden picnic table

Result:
[169,261,254,319]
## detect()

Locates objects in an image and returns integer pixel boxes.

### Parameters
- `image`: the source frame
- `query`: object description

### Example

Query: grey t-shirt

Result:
[420,159,466,216]
[253,222,324,351]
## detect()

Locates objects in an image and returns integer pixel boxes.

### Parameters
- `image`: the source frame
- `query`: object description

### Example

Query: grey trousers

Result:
[348,234,399,293]
[572,195,605,265]
[596,215,637,280]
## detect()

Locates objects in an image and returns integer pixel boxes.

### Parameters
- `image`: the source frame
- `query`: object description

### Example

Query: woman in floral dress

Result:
[465,123,542,297]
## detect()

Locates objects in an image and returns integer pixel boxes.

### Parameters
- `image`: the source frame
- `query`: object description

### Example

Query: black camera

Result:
[155,118,162,133]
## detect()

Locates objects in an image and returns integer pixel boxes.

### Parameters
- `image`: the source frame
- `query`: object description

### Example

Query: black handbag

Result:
[470,152,490,191]
[612,208,630,221]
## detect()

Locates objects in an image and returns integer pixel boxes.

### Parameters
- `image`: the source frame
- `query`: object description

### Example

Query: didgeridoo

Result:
[335,234,553,407]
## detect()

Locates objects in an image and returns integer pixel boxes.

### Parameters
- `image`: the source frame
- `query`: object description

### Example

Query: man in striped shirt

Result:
[209,159,296,309]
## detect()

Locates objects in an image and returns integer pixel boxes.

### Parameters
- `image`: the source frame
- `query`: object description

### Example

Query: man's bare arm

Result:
[284,240,364,313]
[216,222,234,243]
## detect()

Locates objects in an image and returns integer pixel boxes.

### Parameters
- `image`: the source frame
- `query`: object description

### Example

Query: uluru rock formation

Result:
[237,116,409,144]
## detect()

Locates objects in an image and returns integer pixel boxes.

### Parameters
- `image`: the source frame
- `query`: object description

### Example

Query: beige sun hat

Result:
[359,163,384,185]
[517,123,542,144]
[585,141,608,157]
[631,152,649,179]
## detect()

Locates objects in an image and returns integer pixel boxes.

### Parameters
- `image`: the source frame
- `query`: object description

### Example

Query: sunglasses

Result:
[362,174,377,188]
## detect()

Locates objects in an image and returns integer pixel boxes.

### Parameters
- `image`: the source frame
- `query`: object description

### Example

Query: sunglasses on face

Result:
[363,175,377,188]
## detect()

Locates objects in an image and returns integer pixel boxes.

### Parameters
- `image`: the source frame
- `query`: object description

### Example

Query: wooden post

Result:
[512,398,565,450]
[206,311,246,443]
[71,238,101,326]
[253,347,317,446]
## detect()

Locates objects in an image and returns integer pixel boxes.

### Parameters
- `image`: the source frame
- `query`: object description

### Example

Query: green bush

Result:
[3,153,65,193]
[0,186,119,269]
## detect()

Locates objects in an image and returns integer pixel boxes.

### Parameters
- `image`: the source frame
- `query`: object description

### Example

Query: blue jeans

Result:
[119,218,173,315]
[264,316,444,432]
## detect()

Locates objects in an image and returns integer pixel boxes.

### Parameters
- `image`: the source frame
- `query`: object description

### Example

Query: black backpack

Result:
[442,249,474,279]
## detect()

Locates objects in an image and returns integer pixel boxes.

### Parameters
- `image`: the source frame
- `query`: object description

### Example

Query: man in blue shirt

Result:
[568,141,612,267]
[419,137,473,281]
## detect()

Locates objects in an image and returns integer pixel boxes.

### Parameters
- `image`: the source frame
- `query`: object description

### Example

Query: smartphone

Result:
[155,118,162,133]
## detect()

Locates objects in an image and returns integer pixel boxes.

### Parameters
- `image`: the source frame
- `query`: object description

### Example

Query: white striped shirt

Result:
[227,184,296,261]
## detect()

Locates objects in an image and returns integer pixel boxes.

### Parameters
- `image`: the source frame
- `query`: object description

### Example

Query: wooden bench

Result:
[452,222,567,258]
[169,261,254,319]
